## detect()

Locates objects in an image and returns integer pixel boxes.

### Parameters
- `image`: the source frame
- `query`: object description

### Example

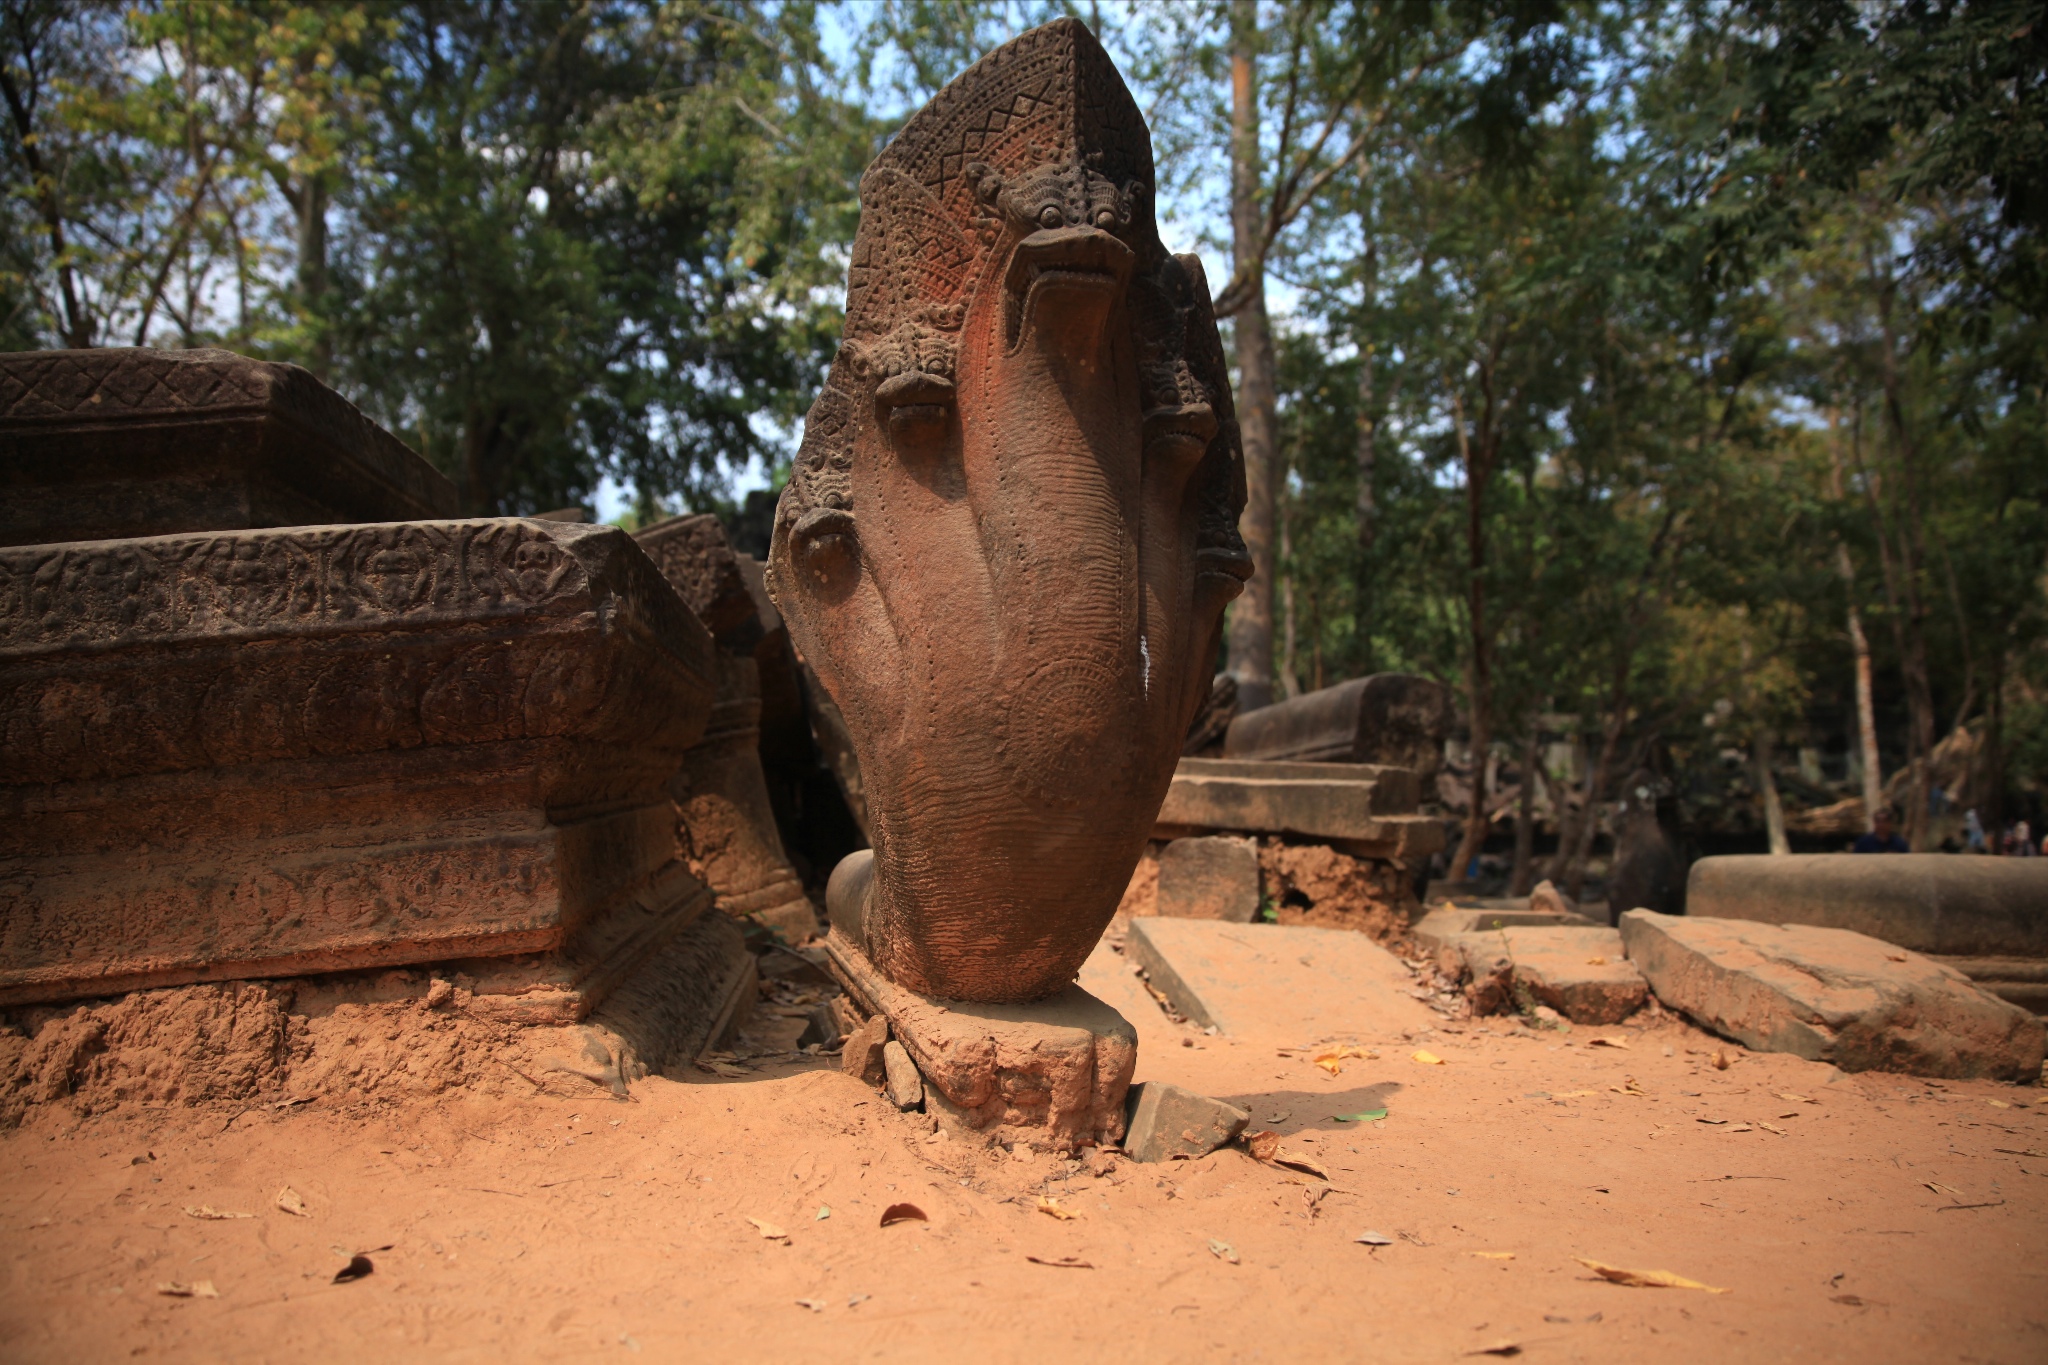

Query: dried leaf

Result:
[1986,1099,2010,1109]
[1467,1342,1522,1357]
[1207,1237,1239,1264]
[1554,1090,1597,1098]
[1610,1079,1648,1097]
[275,1187,309,1218]
[1243,1130,1329,1179]
[155,1280,220,1299]
[814,1205,831,1221]
[1333,1109,1388,1123]
[1355,1230,1393,1246]
[1026,1255,1094,1269]
[1588,1036,1630,1049]
[1776,1092,1817,1105]
[746,1216,790,1241]
[1411,1049,1445,1065]
[1034,1197,1077,1221]
[332,1255,374,1284]
[879,1202,926,1227]
[1311,1044,1378,1075]
[1712,1050,1730,1071]
[1471,1251,1515,1260]
[1923,1181,1959,1195]
[1575,1257,1729,1293]
[1586,955,1610,965]
[1244,1130,1281,1161]
[182,1205,252,1221]
[1758,1122,1788,1135]
[795,1297,827,1312]
[1697,1117,1728,1125]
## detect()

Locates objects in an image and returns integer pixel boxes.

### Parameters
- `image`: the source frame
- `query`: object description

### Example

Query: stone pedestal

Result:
[823,910,1136,1151]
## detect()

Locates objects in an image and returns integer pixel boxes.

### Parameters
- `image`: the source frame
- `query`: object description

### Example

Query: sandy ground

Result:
[4,939,2045,1365]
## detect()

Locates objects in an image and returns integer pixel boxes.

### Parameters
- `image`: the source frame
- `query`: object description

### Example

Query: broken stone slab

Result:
[883,1040,925,1110]
[0,518,716,1008]
[1155,758,1445,861]
[1440,925,1647,1025]
[1,347,458,545]
[1411,904,1597,954]
[823,923,1136,1151]
[1619,910,2047,1080]
[1223,673,1452,779]
[1122,916,1436,1041]
[1123,1081,1248,1162]
[1686,855,2048,958]
[1155,836,1260,921]
[841,1013,890,1086]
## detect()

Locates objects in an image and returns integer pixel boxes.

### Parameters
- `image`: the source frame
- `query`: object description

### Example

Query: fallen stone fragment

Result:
[840,1014,889,1087]
[1619,911,2047,1080]
[1221,673,1452,777]
[1411,904,1595,955]
[1155,759,1442,861]
[882,1041,924,1110]
[1442,926,1648,1025]
[1122,1082,1248,1163]
[1154,836,1261,922]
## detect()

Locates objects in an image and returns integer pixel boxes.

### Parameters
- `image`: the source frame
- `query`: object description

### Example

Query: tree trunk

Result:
[1225,0,1276,712]
[1353,246,1379,674]
[297,177,331,378]
[1509,730,1541,896]
[1753,731,1789,855]
[1279,488,1301,698]
[1827,418,1884,829]
[1448,389,1494,888]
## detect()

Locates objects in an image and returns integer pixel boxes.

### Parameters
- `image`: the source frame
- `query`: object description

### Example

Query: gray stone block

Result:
[1620,910,2046,1079]
[1686,854,2048,957]
[883,1040,924,1110]
[1155,836,1261,921]
[1123,1081,1248,1162]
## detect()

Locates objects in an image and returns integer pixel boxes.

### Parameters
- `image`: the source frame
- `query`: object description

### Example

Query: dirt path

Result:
[4,962,2044,1364]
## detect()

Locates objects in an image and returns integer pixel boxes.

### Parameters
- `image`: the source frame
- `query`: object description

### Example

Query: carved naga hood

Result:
[767,18,1251,1002]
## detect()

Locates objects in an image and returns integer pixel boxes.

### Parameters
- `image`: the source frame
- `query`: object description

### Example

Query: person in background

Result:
[1964,808,1987,853]
[2008,820,2038,857]
[1853,806,1910,854]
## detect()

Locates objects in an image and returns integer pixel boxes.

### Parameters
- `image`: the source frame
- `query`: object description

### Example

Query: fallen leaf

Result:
[1471,1251,1516,1260]
[1610,1079,1648,1097]
[1924,1181,1960,1195]
[1333,1109,1388,1123]
[182,1206,252,1221]
[1697,1117,1728,1125]
[1412,1049,1445,1066]
[1243,1130,1330,1179]
[275,1187,309,1218]
[1589,1036,1630,1049]
[1034,1197,1077,1221]
[1712,1050,1730,1071]
[1778,1111,1801,1119]
[1832,1294,1865,1307]
[1554,1089,1597,1098]
[1026,1255,1094,1269]
[1777,1092,1817,1105]
[814,1205,831,1221]
[746,1216,790,1241]
[1467,1342,1522,1358]
[1244,1130,1281,1161]
[155,1280,220,1299]
[1311,1044,1378,1075]
[1727,1124,1755,1133]
[879,1202,926,1227]
[1355,1230,1393,1246]
[795,1298,827,1312]
[1207,1238,1240,1264]
[1586,955,1610,965]
[1758,1122,1788,1135]
[1986,1099,2010,1109]
[332,1255,374,1284]
[1575,1256,1729,1293]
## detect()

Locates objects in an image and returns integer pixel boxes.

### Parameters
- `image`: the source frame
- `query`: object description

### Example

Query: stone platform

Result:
[0,517,716,1009]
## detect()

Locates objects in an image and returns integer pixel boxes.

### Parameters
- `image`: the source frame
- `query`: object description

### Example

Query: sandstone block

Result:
[1155,836,1260,921]
[1619,910,2046,1079]
[1155,758,1444,860]
[841,1014,889,1086]
[1123,1081,1248,1162]
[1443,926,1646,1024]
[1686,855,2048,957]
[883,1040,925,1110]
[1223,673,1452,779]
[0,518,716,1008]
[1122,916,1436,1041]
[1,347,457,545]
[824,928,1135,1151]
[1411,905,1594,954]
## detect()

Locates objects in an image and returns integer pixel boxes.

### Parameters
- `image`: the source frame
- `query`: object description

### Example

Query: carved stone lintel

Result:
[824,863,1136,1152]
[1223,673,1452,779]
[0,347,458,545]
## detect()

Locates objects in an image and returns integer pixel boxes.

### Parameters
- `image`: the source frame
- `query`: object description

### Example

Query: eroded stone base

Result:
[822,930,1135,1151]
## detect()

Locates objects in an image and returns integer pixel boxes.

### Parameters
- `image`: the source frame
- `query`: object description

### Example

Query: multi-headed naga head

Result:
[767,18,1251,1002]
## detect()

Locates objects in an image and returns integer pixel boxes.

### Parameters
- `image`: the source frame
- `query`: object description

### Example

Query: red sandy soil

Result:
[4,952,2044,1364]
